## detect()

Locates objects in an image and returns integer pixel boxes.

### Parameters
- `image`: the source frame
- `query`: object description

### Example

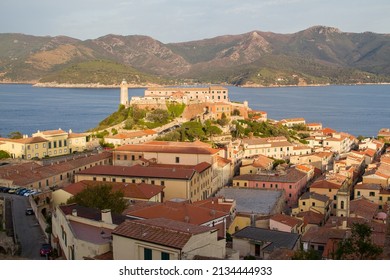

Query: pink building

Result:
[232,168,308,207]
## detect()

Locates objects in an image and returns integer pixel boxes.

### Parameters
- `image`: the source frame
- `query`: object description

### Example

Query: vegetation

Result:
[232,120,294,140]
[7,131,22,139]
[40,60,167,85]
[67,183,127,214]
[166,102,186,118]
[292,249,322,260]
[335,223,383,260]
[0,150,10,159]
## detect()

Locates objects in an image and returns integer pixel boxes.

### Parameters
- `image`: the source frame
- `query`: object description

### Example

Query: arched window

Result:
[341,201,345,210]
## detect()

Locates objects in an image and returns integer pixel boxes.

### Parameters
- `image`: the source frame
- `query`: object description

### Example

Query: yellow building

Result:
[68,131,88,153]
[75,162,213,202]
[354,182,390,210]
[292,192,332,221]
[33,129,69,156]
[0,136,48,159]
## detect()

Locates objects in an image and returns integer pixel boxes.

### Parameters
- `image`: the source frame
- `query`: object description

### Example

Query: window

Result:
[341,201,344,209]
[117,155,120,160]
[112,178,116,182]
[93,177,96,181]
[263,183,265,188]
[175,157,180,163]
[49,142,52,149]
[151,180,155,185]
[379,196,383,201]
[64,140,67,146]
[161,181,165,186]
[124,155,127,160]
[132,179,136,183]
[53,141,57,148]
[131,155,135,161]
[144,248,152,260]
[35,144,38,149]
[161,252,170,260]
[275,184,278,189]
[302,201,306,206]
[122,179,126,183]
[289,185,292,189]
[369,192,375,197]
[357,191,361,196]
[312,202,316,206]
[59,140,62,147]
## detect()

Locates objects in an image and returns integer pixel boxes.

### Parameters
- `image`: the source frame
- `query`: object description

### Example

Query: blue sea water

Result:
[0,84,389,137]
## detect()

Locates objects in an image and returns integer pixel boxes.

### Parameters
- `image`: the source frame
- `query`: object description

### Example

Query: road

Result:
[1,193,48,259]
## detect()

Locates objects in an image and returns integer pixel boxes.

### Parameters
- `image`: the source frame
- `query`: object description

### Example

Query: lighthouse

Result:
[120,79,128,106]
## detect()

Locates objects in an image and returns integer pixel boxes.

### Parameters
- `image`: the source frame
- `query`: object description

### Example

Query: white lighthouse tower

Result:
[120,79,128,106]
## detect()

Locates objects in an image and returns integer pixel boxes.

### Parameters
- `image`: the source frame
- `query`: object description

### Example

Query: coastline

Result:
[2,81,390,89]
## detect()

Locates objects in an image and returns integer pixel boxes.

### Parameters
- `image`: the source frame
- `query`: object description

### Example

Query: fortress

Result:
[119,80,251,120]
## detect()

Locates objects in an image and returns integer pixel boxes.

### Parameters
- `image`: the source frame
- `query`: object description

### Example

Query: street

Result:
[1,193,48,259]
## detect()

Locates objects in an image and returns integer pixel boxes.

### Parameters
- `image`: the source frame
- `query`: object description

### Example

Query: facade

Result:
[0,152,112,190]
[232,168,308,207]
[75,162,213,202]
[278,118,306,127]
[0,129,89,159]
[52,180,165,206]
[112,218,227,260]
[290,151,334,172]
[269,213,304,234]
[144,86,229,102]
[240,155,274,175]
[104,130,157,146]
[354,183,390,209]
[51,204,127,260]
[232,226,300,259]
[291,192,332,222]
[242,136,298,159]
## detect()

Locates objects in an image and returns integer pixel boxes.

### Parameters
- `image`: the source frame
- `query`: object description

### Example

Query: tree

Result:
[292,249,322,260]
[66,183,127,214]
[146,109,170,124]
[335,223,383,260]
[0,150,10,159]
[8,131,23,139]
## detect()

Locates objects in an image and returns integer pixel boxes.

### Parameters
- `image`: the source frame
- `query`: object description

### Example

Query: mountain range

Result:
[1,26,390,86]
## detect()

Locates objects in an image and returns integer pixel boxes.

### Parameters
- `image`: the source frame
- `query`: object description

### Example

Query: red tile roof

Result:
[114,141,221,155]
[0,136,48,144]
[296,211,324,225]
[77,163,211,180]
[310,179,342,190]
[125,201,228,225]
[271,213,303,228]
[349,197,378,220]
[112,218,213,249]
[63,180,164,200]
[234,168,307,183]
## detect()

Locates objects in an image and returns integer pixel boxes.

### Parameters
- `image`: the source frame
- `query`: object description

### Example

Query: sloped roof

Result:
[233,227,300,251]
[62,180,164,200]
[350,197,378,220]
[112,218,213,249]
[125,201,228,225]
[114,141,221,155]
[271,214,303,228]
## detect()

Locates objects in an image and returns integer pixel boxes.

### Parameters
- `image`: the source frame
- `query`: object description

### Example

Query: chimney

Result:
[101,209,113,224]
[72,209,77,216]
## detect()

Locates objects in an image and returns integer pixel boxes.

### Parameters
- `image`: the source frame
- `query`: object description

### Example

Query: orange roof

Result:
[310,179,342,190]
[271,213,303,228]
[62,180,164,200]
[125,201,228,225]
[192,197,234,214]
[112,218,214,249]
[107,130,156,140]
[321,128,337,135]
[115,141,221,155]
[68,133,87,139]
[0,136,48,144]
[40,129,67,135]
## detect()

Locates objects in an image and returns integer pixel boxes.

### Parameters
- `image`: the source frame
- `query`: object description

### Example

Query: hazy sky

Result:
[1,0,389,42]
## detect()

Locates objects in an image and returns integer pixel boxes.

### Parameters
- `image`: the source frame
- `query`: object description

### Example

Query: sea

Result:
[0,84,389,138]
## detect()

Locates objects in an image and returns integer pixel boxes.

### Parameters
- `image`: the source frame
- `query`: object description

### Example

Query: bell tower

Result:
[120,79,128,106]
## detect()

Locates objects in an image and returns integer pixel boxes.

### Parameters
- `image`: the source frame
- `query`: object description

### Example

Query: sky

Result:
[0,0,389,43]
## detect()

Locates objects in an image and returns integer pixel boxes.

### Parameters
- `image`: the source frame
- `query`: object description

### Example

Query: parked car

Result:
[25,208,34,216]
[40,243,52,257]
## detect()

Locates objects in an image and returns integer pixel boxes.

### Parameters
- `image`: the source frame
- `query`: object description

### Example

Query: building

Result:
[0,129,89,159]
[292,192,332,223]
[112,218,228,260]
[354,183,390,210]
[233,167,308,207]
[144,86,229,102]
[51,204,127,260]
[112,140,229,191]
[124,201,229,239]
[104,130,157,146]
[269,214,304,234]
[241,136,299,159]
[290,151,334,172]
[120,79,129,106]
[52,180,165,206]
[0,136,48,159]
[215,188,285,233]
[306,123,323,131]
[0,152,112,190]
[278,118,306,128]
[232,226,300,259]
[239,155,274,175]
[75,161,212,202]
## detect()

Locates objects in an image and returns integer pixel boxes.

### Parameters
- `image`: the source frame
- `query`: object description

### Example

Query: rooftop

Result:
[234,168,307,183]
[62,180,164,200]
[216,188,283,215]
[233,227,300,251]
[114,140,221,155]
[113,218,214,249]
[271,213,303,228]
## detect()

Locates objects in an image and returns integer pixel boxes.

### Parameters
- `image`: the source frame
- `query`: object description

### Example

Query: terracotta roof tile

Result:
[271,213,303,228]
[62,180,164,200]
[125,201,228,225]
[112,218,213,249]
